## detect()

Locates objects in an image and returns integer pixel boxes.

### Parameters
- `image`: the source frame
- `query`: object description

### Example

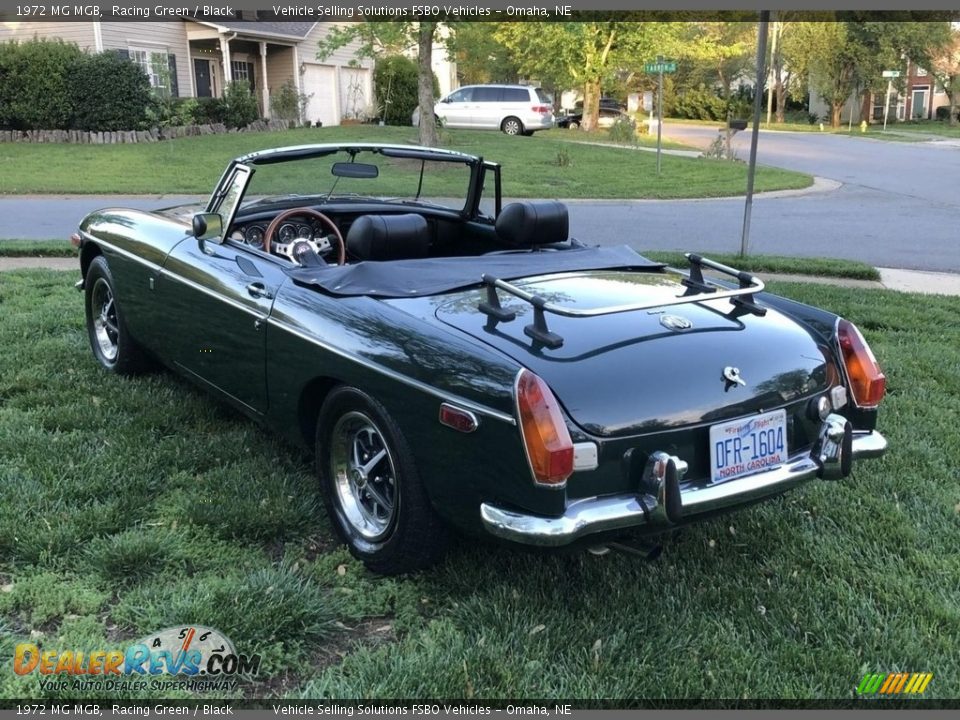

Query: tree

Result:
[446,23,519,85]
[926,26,960,125]
[317,21,442,146]
[496,21,682,131]
[677,22,754,104]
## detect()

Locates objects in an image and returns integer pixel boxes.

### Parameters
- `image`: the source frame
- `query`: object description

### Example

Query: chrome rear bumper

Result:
[480,414,887,547]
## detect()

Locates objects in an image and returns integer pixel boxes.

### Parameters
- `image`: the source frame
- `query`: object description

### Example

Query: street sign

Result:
[645,61,677,74]
[882,70,901,78]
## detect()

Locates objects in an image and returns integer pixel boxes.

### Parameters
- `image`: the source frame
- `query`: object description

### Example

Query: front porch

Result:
[185,23,300,120]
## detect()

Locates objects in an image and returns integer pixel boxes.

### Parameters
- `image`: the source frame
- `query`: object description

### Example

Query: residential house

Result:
[809,58,952,124]
[0,19,374,127]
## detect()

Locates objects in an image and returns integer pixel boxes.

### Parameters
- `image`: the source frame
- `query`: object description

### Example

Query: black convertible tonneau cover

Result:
[287,245,664,298]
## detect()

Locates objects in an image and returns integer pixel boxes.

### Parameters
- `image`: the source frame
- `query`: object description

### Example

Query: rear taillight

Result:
[532,105,550,115]
[515,369,574,486]
[837,319,886,408]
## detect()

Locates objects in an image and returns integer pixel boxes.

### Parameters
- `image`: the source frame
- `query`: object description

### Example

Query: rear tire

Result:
[316,386,446,574]
[501,117,524,136]
[84,255,148,375]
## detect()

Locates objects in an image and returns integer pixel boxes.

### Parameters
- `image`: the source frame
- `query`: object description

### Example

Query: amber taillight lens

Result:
[515,369,574,486]
[837,319,886,408]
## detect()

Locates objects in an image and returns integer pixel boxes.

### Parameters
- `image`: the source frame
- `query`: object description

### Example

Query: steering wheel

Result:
[263,208,346,266]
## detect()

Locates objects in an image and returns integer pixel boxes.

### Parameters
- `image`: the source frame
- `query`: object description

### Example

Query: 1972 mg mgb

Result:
[74,143,888,574]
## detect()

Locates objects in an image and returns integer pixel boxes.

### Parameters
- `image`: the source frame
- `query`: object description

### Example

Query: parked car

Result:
[426,84,555,135]
[74,142,888,575]
[557,107,635,130]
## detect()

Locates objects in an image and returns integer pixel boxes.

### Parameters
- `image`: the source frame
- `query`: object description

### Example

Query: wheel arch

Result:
[297,375,343,449]
[80,240,103,280]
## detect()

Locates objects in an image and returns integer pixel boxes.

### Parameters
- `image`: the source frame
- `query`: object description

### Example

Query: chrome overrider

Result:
[480,413,887,546]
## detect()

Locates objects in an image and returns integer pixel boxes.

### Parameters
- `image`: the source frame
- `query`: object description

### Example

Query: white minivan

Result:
[433,84,555,135]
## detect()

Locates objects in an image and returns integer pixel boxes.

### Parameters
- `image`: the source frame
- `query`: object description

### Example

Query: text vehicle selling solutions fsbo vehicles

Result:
[74,142,888,573]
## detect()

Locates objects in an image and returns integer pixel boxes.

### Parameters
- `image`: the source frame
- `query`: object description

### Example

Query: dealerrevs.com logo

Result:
[14,626,261,693]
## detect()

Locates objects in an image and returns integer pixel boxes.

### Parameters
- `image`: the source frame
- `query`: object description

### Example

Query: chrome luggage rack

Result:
[478,253,767,349]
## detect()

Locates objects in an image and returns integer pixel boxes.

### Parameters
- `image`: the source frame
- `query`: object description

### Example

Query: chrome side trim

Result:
[480,426,887,546]
[268,318,516,426]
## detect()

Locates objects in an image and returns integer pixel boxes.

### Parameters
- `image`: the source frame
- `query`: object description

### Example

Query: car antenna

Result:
[414,159,425,200]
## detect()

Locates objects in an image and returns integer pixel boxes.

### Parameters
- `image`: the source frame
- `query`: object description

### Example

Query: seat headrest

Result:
[346,214,430,261]
[495,201,569,247]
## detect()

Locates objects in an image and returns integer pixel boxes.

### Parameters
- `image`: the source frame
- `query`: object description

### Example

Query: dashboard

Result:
[229,215,335,251]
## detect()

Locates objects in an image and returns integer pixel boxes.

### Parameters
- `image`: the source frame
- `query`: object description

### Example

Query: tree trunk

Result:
[775,71,789,123]
[581,80,601,132]
[831,101,843,128]
[416,22,438,147]
[950,85,958,126]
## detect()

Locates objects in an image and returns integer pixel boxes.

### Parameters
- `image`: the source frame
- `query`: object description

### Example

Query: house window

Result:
[230,61,255,91]
[130,47,170,94]
[915,65,928,77]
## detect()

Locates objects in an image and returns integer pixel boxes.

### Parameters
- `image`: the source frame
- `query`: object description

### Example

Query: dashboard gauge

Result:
[245,225,264,248]
[297,224,313,240]
[278,223,297,243]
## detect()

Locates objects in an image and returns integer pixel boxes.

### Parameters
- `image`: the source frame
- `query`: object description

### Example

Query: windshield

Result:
[240,149,474,213]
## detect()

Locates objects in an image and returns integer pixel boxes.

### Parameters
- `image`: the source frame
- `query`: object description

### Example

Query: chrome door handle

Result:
[246,283,273,300]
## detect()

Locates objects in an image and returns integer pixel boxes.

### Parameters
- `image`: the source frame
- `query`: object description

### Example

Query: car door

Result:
[437,87,474,128]
[470,86,503,129]
[156,239,288,415]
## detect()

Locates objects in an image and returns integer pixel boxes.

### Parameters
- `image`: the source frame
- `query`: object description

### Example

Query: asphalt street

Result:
[1,124,958,271]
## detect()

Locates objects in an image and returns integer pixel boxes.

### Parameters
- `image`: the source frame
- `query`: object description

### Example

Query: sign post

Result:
[881,70,901,131]
[644,57,677,176]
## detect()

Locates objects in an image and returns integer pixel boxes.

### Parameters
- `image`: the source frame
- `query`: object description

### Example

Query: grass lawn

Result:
[0,125,811,199]
[879,121,960,138]
[1,269,958,702]
[539,126,693,151]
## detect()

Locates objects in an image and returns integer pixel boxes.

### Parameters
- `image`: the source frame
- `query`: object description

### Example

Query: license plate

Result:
[708,409,787,484]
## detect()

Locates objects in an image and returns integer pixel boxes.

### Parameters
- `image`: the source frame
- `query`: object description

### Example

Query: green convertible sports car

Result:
[74,143,888,574]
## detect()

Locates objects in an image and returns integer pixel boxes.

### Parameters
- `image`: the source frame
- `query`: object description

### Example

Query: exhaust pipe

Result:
[588,540,663,561]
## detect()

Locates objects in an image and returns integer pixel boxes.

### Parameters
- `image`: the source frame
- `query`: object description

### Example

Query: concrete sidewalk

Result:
[3,256,959,297]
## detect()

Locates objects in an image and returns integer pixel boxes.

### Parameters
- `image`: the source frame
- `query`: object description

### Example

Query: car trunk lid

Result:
[431,270,830,438]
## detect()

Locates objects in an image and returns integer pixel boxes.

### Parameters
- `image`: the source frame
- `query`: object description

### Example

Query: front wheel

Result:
[84,255,149,375]
[501,117,524,135]
[316,386,446,574]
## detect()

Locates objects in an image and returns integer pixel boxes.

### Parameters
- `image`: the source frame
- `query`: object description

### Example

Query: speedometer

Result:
[297,224,313,240]
[278,223,297,243]
[245,225,264,248]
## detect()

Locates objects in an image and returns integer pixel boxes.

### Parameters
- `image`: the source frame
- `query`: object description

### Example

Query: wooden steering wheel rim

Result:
[263,208,346,266]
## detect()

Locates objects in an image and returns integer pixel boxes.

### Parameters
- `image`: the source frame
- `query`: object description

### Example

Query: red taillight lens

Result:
[532,105,550,114]
[515,369,574,486]
[837,319,886,408]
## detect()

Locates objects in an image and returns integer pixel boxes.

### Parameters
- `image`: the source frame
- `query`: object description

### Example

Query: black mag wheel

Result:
[84,255,148,375]
[317,386,446,574]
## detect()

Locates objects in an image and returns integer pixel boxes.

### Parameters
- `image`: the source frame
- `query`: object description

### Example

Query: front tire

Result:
[84,255,148,375]
[316,386,446,574]
[501,117,524,135]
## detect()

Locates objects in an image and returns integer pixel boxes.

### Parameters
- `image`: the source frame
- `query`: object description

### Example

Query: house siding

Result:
[266,46,296,96]
[299,22,374,124]
[99,22,192,97]
[0,22,96,50]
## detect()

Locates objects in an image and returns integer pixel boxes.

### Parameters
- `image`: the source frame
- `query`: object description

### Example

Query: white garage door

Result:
[302,64,338,127]
[339,66,370,120]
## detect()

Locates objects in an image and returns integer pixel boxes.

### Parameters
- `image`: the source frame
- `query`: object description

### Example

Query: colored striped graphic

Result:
[857,672,933,695]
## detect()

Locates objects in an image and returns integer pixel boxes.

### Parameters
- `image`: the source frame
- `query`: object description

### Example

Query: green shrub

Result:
[934,105,959,122]
[374,55,439,126]
[607,114,637,144]
[221,80,260,128]
[191,96,227,125]
[0,38,83,130]
[67,51,153,131]
[673,84,728,121]
[270,80,309,122]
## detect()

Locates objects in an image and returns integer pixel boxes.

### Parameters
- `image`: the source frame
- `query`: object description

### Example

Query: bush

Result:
[935,105,959,122]
[673,85,728,121]
[374,55,439,126]
[67,51,153,131]
[270,80,309,123]
[191,97,227,125]
[607,115,637,144]
[0,38,84,130]
[221,80,260,128]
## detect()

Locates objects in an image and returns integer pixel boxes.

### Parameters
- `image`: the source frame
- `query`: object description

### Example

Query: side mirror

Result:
[192,213,224,244]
